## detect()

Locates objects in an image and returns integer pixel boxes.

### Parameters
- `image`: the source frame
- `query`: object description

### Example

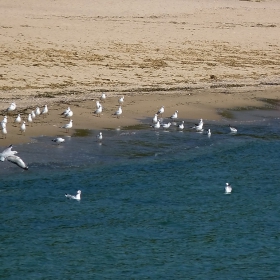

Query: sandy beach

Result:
[0,0,280,146]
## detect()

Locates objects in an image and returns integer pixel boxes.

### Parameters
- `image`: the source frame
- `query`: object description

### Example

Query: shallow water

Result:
[1,112,280,279]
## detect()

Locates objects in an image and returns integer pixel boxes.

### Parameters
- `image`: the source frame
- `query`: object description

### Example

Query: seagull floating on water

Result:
[52,137,65,145]
[96,132,103,141]
[225,183,232,194]
[151,120,161,129]
[192,119,204,132]
[162,122,171,129]
[178,121,184,130]
[207,129,211,137]
[65,190,81,200]
[229,124,237,133]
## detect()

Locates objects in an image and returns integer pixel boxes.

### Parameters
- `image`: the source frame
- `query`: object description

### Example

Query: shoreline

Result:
[1,85,279,147]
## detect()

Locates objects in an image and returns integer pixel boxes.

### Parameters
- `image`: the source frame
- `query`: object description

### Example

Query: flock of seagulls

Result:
[1,94,237,195]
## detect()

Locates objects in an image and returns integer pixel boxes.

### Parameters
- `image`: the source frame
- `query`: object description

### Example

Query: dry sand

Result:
[0,0,280,146]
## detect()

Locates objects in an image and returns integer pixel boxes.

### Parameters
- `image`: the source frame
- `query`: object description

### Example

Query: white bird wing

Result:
[6,155,28,170]
[0,145,18,161]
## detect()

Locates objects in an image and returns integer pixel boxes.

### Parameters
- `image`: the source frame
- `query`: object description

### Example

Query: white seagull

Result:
[2,127,7,138]
[6,155,28,170]
[35,107,41,116]
[0,145,18,161]
[225,183,232,194]
[61,119,73,132]
[20,121,26,134]
[94,104,103,117]
[31,111,36,119]
[157,106,164,116]
[207,129,211,137]
[52,137,65,145]
[14,114,21,125]
[152,114,158,124]
[170,110,178,119]
[101,93,106,102]
[27,114,33,126]
[96,132,103,141]
[192,119,204,132]
[7,102,16,114]
[162,122,171,129]
[62,107,71,116]
[178,121,184,130]
[1,116,7,129]
[114,106,122,118]
[64,109,73,118]
[229,124,237,133]
[65,190,81,200]
[151,120,161,129]
[118,96,124,104]
[41,105,48,117]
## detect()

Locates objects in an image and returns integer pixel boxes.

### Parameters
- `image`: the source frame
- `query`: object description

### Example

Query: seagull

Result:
[0,145,17,161]
[14,114,21,125]
[27,114,33,126]
[207,129,211,137]
[35,107,41,116]
[41,105,48,117]
[52,137,65,145]
[1,116,7,129]
[114,106,122,118]
[151,120,161,129]
[2,127,7,138]
[7,102,16,114]
[61,119,73,132]
[6,155,28,170]
[20,121,26,134]
[192,119,204,132]
[229,124,237,133]
[170,110,178,119]
[31,110,36,119]
[152,114,158,124]
[65,190,81,200]
[178,121,184,130]
[96,100,101,109]
[157,106,164,117]
[100,93,106,102]
[96,132,103,141]
[62,107,71,116]
[94,104,102,117]
[64,109,73,118]
[225,183,232,194]
[162,122,171,129]
[118,96,124,104]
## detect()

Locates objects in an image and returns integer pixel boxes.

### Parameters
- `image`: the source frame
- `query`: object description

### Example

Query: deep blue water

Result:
[1,113,280,279]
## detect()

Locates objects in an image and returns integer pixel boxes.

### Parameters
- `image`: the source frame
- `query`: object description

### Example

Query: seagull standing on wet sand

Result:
[27,114,33,126]
[157,106,164,117]
[14,114,21,126]
[2,127,7,139]
[152,114,158,124]
[118,96,124,105]
[7,102,16,114]
[151,120,161,129]
[94,104,103,117]
[41,105,48,117]
[170,110,178,119]
[114,106,122,118]
[20,121,26,134]
[61,119,73,133]
[35,107,41,117]
[101,93,106,102]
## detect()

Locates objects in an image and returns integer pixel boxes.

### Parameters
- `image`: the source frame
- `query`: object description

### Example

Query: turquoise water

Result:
[1,112,280,279]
